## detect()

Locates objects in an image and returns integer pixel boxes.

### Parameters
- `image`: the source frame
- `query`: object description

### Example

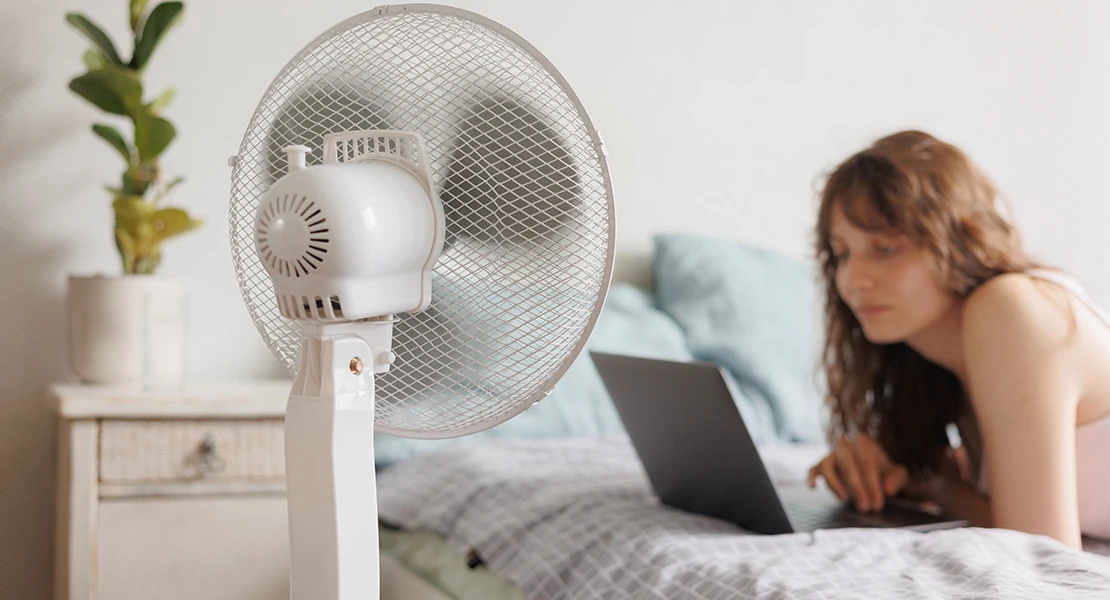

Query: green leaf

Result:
[113,194,199,274]
[92,124,132,164]
[83,48,107,71]
[130,0,151,31]
[114,195,160,269]
[151,207,202,243]
[115,226,137,273]
[65,13,125,67]
[131,2,183,70]
[134,109,175,160]
[134,250,162,275]
[153,175,185,203]
[68,68,142,116]
[146,88,175,113]
[113,194,154,238]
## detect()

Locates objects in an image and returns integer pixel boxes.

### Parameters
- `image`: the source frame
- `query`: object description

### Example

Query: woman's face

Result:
[828,203,959,344]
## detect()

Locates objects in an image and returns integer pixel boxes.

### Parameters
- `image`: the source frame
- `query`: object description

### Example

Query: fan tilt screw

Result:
[349,357,364,375]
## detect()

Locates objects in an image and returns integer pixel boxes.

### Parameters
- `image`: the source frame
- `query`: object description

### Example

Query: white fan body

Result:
[260,131,444,599]
[257,132,443,322]
[230,6,616,600]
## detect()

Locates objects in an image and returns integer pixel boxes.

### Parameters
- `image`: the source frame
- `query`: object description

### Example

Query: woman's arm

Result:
[918,455,994,528]
[961,275,1083,549]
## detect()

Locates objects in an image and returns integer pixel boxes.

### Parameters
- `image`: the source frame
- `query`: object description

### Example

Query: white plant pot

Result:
[66,274,186,388]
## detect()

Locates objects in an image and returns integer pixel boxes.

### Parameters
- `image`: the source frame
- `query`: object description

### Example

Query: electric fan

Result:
[228,4,614,599]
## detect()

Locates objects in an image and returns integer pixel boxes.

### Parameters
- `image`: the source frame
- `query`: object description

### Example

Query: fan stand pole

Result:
[285,322,392,600]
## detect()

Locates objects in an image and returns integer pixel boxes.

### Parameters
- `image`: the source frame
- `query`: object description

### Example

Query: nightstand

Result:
[50,380,293,600]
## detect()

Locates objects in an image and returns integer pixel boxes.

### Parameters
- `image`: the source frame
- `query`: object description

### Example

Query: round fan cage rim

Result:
[229,2,617,440]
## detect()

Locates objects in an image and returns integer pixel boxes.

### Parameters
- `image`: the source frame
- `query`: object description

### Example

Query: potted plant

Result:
[65,0,201,386]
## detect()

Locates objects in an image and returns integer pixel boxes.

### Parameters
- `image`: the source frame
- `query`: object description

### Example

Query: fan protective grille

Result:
[229,5,614,437]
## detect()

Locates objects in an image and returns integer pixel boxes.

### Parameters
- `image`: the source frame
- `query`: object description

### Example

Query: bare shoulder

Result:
[962,272,1073,351]
[961,273,1081,412]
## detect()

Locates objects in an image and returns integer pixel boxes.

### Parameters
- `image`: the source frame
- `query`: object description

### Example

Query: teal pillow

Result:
[374,283,696,465]
[653,233,826,443]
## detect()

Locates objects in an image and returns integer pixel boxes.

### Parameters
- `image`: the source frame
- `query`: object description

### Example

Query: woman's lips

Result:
[857,305,891,317]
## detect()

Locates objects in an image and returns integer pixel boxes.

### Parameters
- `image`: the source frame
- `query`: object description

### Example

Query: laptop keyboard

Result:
[787,501,890,530]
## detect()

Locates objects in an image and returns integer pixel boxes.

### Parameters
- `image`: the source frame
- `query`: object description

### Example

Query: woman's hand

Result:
[807,433,910,513]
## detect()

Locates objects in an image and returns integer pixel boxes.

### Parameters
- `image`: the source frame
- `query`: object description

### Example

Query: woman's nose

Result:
[841,258,877,292]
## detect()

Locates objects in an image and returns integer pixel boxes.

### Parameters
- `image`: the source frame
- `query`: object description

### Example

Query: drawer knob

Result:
[198,434,227,474]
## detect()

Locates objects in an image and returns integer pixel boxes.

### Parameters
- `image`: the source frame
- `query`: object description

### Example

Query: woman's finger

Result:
[819,459,849,501]
[834,442,869,511]
[852,443,885,511]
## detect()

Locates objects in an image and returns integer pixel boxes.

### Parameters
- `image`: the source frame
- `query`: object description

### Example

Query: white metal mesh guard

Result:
[229,5,614,438]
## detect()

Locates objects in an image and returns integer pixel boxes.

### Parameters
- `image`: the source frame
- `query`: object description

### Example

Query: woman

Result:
[806,130,1110,549]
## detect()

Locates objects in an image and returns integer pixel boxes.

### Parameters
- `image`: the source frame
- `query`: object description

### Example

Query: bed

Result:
[371,234,1110,598]
[376,437,1110,599]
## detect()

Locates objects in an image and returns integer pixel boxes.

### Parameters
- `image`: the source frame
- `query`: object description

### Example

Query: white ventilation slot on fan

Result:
[279,294,345,320]
[324,130,434,195]
[255,193,331,279]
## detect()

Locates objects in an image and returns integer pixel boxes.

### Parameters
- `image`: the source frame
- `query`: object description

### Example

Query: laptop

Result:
[590,351,968,535]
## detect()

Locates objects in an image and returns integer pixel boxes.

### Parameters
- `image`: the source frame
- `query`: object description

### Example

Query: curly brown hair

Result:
[815,130,1040,477]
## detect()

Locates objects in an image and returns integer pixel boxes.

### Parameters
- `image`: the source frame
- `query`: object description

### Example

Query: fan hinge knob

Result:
[283,145,312,173]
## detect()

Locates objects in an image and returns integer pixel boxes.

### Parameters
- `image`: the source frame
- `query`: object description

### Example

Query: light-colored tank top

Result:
[963,269,1110,540]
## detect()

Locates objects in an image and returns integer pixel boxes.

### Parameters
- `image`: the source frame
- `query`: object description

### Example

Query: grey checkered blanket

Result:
[376,436,1110,599]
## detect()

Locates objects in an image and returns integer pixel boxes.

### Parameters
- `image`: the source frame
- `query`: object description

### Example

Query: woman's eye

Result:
[876,245,899,256]
[831,250,848,261]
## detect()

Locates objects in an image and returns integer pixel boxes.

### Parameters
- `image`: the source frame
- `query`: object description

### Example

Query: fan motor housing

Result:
[255,161,440,321]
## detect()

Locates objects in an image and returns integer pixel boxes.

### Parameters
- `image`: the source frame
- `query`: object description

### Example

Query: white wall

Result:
[2,1,1108,596]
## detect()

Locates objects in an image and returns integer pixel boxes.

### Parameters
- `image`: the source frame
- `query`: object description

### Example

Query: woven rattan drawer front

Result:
[99,419,285,484]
